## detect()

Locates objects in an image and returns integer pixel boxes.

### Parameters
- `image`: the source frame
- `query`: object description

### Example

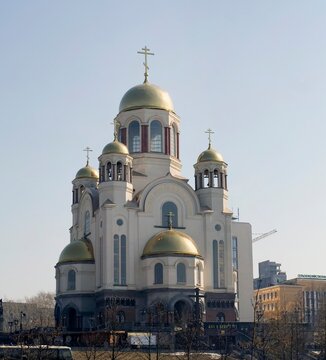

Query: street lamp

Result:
[20,311,26,332]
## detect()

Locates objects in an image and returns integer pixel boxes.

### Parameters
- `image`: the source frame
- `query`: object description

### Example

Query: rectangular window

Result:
[114,236,119,285]
[232,236,238,270]
[121,235,126,285]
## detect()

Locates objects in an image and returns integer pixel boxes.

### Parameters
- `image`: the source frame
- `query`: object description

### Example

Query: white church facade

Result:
[55,51,253,338]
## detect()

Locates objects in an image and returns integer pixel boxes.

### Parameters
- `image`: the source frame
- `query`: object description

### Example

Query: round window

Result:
[117,219,123,226]
[215,224,221,231]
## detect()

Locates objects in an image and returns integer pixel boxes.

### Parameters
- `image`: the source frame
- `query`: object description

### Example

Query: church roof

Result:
[102,139,129,155]
[57,238,94,264]
[75,164,99,180]
[197,145,224,163]
[142,229,201,258]
[119,82,174,113]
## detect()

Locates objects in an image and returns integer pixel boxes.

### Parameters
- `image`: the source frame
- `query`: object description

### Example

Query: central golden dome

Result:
[142,229,200,258]
[119,82,174,113]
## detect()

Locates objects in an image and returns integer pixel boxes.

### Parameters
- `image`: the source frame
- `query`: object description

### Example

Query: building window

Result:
[67,270,76,290]
[216,312,225,322]
[177,263,186,283]
[162,201,178,228]
[84,211,90,236]
[114,235,119,285]
[232,236,238,270]
[213,240,218,289]
[150,120,162,152]
[117,162,123,181]
[154,263,163,284]
[219,240,225,287]
[107,162,112,180]
[114,235,127,285]
[128,121,140,152]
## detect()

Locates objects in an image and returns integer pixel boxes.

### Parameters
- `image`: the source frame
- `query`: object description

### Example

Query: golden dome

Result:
[119,82,174,113]
[197,145,224,163]
[102,139,129,155]
[75,164,99,179]
[58,238,94,264]
[142,229,200,258]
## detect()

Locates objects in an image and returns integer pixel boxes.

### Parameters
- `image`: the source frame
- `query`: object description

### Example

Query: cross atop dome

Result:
[83,146,93,166]
[137,46,154,83]
[205,128,215,149]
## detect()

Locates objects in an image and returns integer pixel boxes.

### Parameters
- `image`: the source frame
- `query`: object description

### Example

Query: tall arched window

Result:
[154,263,163,284]
[150,120,162,152]
[114,235,119,285]
[213,169,219,187]
[113,234,127,285]
[219,240,225,287]
[84,211,90,235]
[128,121,140,152]
[177,263,186,283]
[67,270,76,290]
[170,125,176,157]
[213,240,218,289]
[162,201,178,228]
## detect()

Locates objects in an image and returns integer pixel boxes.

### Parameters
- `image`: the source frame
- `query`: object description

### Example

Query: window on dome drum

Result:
[117,162,123,181]
[67,270,76,290]
[114,234,127,285]
[107,162,112,180]
[150,120,162,152]
[84,211,90,236]
[177,263,186,283]
[154,263,163,284]
[162,202,178,228]
[128,121,140,152]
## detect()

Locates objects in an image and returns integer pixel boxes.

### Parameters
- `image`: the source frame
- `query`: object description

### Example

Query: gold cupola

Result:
[58,238,95,264]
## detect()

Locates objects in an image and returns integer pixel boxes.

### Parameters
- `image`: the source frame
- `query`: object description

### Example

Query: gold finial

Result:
[111,118,120,140]
[83,146,93,166]
[166,211,175,230]
[137,46,154,83]
[205,128,215,149]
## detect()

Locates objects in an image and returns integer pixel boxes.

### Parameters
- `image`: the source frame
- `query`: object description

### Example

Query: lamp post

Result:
[20,311,26,332]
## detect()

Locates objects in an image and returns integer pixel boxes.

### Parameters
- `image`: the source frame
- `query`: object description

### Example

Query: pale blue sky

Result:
[1,1,325,299]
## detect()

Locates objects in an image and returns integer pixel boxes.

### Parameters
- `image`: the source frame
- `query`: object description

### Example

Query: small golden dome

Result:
[75,164,99,179]
[197,145,224,163]
[119,82,174,113]
[142,229,200,258]
[58,238,94,264]
[102,139,129,155]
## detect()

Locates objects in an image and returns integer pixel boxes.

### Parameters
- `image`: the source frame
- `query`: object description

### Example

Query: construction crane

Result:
[252,229,277,243]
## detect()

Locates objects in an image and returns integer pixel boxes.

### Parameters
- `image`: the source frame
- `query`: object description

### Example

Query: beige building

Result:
[254,275,326,323]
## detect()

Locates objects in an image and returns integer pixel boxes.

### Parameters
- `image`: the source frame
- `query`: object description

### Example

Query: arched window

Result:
[84,211,90,235]
[213,169,219,187]
[121,235,126,285]
[154,263,163,284]
[114,235,119,285]
[128,121,140,152]
[67,270,76,290]
[162,201,178,228]
[213,240,218,289]
[204,169,209,187]
[219,240,225,287]
[170,124,177,157]
[107,162,112,180]
[177,263,186,283]
[150,120,162,152]
[117,162,123,181]
[116,311,125,323]
[114,234,127,285]
[216,312,225,322]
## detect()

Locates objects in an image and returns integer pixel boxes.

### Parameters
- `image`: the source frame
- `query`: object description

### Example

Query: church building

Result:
[55,48,253,338]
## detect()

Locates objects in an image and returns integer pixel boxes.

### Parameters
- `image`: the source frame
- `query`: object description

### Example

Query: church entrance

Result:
[174,300,192,327]
[67,308,77,331]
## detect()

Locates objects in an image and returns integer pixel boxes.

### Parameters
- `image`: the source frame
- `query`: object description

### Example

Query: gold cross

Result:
[111,118,120,140]
[166,211,175,230]
[137,46,154,83]
[205,128,215,147]
[83,147,93,165]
